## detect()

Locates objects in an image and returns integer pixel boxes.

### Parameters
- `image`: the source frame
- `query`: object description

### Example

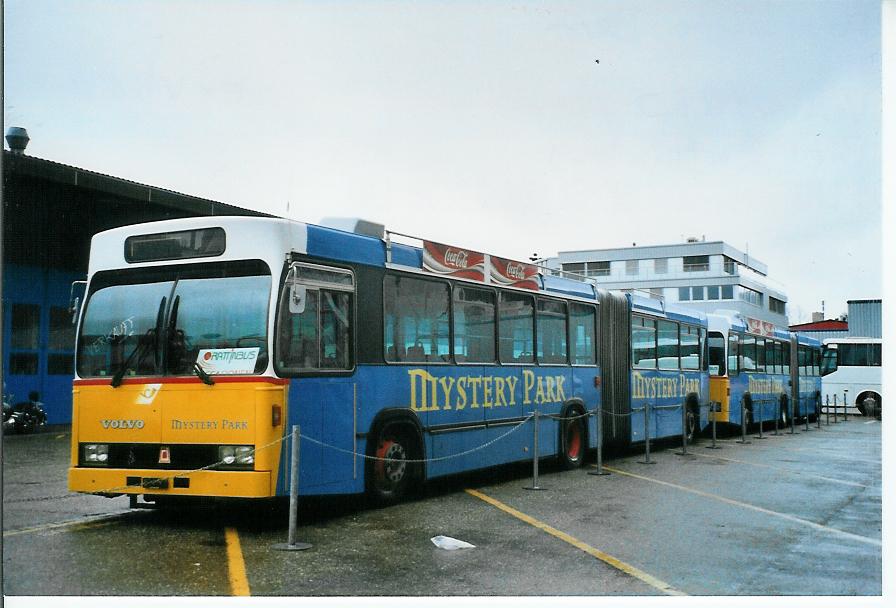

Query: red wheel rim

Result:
[374,439,394,484]
[567,422,582,460]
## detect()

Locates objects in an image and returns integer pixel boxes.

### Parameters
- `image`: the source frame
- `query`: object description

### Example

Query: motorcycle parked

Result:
[3,391,48,434]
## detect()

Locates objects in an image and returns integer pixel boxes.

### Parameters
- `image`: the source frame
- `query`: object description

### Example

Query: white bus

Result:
[820,338,882,418]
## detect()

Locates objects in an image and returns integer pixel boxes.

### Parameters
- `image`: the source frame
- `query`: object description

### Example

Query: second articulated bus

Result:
[707,312,821,430]
[68,216,709,505]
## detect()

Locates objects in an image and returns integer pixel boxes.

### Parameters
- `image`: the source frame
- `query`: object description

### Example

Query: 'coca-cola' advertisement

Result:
[746,317,776,337]
[489,256,539,291]
[423,241,486,281]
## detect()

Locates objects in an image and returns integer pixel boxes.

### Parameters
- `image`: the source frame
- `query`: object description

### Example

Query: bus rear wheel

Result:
[559,409,586,470]
[685,406,698,444]
[368,423,420,505]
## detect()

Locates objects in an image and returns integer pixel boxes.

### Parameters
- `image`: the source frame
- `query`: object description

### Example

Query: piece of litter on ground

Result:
[431,535,475,550]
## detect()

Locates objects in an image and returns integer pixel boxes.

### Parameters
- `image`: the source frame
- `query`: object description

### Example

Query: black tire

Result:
[685,405,698,444]
[779,397,789,427]
[559,408,586,470]
[368,423,420,505]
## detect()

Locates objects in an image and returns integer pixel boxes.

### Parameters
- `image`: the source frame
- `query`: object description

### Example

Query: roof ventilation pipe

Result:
[5,127,30,155]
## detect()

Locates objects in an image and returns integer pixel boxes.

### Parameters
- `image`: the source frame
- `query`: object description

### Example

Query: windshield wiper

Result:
[110,297,166,388]
[110,328,156,387]
[193,362,215,385]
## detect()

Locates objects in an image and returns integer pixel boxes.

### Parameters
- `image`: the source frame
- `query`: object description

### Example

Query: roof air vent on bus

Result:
[5,127,30,155]
[318,217,385,239]
[686,236,699,243]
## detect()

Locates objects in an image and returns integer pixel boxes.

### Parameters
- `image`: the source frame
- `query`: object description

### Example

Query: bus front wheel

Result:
[368,423,420,505]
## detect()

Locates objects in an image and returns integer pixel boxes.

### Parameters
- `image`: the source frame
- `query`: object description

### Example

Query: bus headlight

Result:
[218,445,254,468]
[83,444,109,465]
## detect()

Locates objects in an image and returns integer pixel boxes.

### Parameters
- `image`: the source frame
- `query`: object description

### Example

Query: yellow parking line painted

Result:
[689,451,870,488]
[3,513,127,538]
[465,488,685,596]
[603,466,881,547]
[225,527,251,596]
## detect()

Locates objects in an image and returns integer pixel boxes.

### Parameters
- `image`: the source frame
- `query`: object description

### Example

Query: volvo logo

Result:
[101,419,145,429]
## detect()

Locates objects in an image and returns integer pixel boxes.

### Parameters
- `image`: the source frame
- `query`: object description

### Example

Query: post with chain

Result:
[825,394,830,425]
[639,403,655,464]
[754,399,766,440]
[524,410,545,490]
[816,395,822,428]
[736,396,751,445]
[589,407,610,476]
[273,425,312,551]
[676,401,688,456]
[705,402,721,450]
[772,398,780,435]
[843,390,849,421]
[804,396,811,431]
[832,394,839,423]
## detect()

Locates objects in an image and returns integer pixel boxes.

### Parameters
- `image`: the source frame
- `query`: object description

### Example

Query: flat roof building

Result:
[2,130,268,423]
[545,238,789,327]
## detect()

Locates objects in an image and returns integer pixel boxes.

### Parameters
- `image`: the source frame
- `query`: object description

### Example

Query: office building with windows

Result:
[545,238,789,327]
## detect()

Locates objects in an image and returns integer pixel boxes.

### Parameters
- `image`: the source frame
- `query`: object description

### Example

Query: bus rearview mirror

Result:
[289,284,307,314]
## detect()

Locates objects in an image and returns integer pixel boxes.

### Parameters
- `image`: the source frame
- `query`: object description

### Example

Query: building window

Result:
[691,286,705,301]
[587,261,610,277]
[683,255,709,272]
[625,260,639,276]
[561,263,585,276]
[769,297,786,315]
[11,304,40,349]
[654,258,668,274]
[707,285,720,300]
[49,307,75,351]
[678,287,690,301]
[10,353,38,375]
[723,257,737,275]
[721,285,734,299]
[737,285,762,307]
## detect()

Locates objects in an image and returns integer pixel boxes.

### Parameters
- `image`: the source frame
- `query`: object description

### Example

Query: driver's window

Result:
[275,264,354,374]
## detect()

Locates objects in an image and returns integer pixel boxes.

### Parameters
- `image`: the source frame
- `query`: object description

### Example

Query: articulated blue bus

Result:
[706,312,821,430]
[70,216,709,504]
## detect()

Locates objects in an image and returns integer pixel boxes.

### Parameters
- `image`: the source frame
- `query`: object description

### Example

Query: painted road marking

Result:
[225,527,251,596]
[465,488,685,596]
[3,513,129,538]
[603,466,881,547]
[688,452,870,488]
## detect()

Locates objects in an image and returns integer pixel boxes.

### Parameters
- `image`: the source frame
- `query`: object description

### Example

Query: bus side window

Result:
[680,325,700,371]
[631,316,657,369]
[276,287,353,372]
[384,275,450,363]
[453,286,496,364]
[657,320,679,370]
[727,334,739,375]
[498,292,534,364]
[568,303,596,365]
[741,334,756,372]
[821,346,837,376]
[756,338,766,373]
[537,299,568,364]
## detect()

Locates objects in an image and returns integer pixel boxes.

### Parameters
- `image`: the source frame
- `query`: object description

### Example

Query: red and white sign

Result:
[746,317,776,337]
[489,256,539,291]
[423,241,486,281]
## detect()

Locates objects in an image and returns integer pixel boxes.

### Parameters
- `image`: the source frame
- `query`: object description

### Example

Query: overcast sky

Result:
[4,0,882,323]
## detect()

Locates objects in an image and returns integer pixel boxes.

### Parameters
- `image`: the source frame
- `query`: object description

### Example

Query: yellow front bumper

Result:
[69,467,273,498]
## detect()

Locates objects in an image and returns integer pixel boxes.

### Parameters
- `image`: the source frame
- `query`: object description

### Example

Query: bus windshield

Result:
[77,261,271,378]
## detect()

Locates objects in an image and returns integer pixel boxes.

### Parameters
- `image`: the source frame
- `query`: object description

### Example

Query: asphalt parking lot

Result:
[2,415,882,597]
